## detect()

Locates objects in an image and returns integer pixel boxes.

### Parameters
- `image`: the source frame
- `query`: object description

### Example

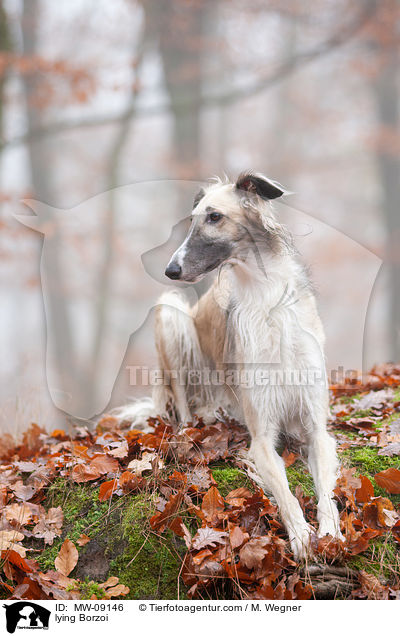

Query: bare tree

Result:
[21,0,77,407]
[143,0,209,178]
[0,0,11,141]
[371,46,400,359]
[88,13,147,410]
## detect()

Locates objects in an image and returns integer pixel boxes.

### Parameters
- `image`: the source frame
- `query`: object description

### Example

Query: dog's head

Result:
[165,172,289,282]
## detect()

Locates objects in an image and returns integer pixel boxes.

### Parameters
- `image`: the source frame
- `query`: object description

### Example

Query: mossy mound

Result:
[340,446,400,504]
[37,478,185,599]
[36,463,250,600]
[210,464,253,496]
[36,442,400,598]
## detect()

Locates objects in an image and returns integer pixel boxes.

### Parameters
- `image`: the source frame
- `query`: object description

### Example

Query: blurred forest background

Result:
[1,0,400,433]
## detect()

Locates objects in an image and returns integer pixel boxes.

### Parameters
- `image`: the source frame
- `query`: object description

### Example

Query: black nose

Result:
[165,262,182,280]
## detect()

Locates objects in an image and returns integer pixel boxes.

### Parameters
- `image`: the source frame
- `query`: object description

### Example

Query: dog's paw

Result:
[317,521,345,543]
[192,407,217,426]
[317,509,344,542]
[288,524,314,560]
[110,400,156,433]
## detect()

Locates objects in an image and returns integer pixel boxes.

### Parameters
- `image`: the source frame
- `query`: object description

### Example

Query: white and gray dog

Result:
[118,172,343,558]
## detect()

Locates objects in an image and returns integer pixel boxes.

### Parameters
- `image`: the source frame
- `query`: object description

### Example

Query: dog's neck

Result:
[227,249,298,308]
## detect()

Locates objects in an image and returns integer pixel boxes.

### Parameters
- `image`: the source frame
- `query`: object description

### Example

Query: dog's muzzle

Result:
[165,262,182,280]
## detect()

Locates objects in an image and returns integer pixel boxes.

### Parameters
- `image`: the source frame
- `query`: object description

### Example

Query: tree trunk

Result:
[144,0,208,179]
[371,50,400,360]
[21,0,77,409]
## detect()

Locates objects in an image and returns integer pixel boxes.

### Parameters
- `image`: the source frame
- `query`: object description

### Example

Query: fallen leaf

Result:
[335,467,361,500]
[96,415,120,432]
[14,461,37,473]
[51,429,68,440]
[98,479,119,501]
[99,576,119,589]
[353,389,393,412]
[188,466,213,491]
[355,475,374,503]
[150,492,183,532]
[0,485,7,507]
[11,481,36,502]
[71,464,101,483]
[0,549,35,573]
[128,451,163,476]
[119,471,143,493]
[374,467,400,494]
[0,530,26,557]
[54,538,78,576]
[392,520,400,544]
[20,424,44,459]
[192,527,228,550]
[201,486,225,526]
[5,503,34,526]
[77,534,91,547]
[104,584,130,598]
[357,570,389,600]
[363,497,395,529]
[169,517,192,548]
[225,487,253,507]
[89,454,119,475]
[282,448,297,467]
[32,507,64,545]
[378,442,400,457]
[109,441,129,458]
[239,537,269,570]
[229,525,249,550]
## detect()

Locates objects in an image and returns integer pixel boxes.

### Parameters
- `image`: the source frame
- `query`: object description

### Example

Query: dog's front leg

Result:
[242,396,312,559]
[307,425,343,541]
[250,434,313,559]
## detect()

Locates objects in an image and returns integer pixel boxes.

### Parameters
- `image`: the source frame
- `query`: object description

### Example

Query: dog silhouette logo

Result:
[3,602,50,633]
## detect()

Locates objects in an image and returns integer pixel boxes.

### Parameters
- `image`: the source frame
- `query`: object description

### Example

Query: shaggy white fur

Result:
[117,173,343,559]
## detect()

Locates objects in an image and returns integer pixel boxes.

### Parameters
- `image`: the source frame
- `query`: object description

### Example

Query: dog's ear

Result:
[193,187,205,209]
[236,172,285,200]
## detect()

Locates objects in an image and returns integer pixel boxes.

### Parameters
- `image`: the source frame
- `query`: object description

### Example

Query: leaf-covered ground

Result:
[1,363,400,601]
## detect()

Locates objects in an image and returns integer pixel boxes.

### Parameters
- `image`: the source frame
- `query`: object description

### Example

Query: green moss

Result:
[210,465,252,496]
[342,447,399,473]
[341,409,375,419]
[345,410,399,432]
[37,543,60,572]
[286,461,315,497]
[349,536,400,581]
[78,580,106,599]
[37,478,110,572]
[339,447,400,505]
[336,393,362,404]
[107,494,186,599]
[332,429,359,439]
[36,479,186,600]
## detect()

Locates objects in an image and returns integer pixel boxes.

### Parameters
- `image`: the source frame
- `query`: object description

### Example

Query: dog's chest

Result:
[228,293,302,366]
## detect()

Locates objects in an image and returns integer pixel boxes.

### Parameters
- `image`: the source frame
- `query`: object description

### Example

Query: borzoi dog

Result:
[119,172,343,558]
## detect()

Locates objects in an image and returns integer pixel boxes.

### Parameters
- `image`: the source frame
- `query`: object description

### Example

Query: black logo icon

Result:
[3,602,50,633]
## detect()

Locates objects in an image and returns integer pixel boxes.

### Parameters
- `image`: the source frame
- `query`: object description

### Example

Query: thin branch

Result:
[1,0,377,153]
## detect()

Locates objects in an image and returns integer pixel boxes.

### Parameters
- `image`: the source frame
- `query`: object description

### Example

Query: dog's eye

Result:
[207,211,222,223]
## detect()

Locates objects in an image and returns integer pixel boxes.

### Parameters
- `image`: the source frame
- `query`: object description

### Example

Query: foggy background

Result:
[1,0,399,434]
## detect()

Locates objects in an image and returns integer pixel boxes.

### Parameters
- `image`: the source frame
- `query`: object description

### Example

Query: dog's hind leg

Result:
[155,290,210,427]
